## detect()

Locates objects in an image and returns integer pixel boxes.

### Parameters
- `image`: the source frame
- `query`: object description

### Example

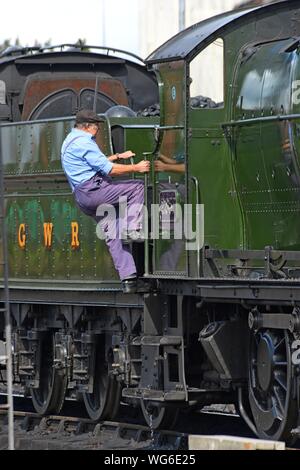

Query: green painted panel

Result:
[1,121,73,176]
[188,133,242,250]
[6,195,119,282]
[2,117,123,285]
[232,39,300,250]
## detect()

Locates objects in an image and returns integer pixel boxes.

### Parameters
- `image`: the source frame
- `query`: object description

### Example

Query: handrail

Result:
[117,125,184,131]
[143,152,150,276]
[38,44,145,64]
[0,44,145,64]
[190,176,203,277]
[222,113,300,128]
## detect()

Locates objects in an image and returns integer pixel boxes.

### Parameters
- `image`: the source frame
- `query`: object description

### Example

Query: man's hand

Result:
[135,161,150,173]
[154,160,168,172]
[119,151,136,160]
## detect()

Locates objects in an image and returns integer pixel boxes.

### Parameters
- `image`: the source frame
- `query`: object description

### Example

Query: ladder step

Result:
[141,336,182,347]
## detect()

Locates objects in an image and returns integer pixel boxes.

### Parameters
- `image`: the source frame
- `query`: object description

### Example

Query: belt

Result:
[92,173,103,184]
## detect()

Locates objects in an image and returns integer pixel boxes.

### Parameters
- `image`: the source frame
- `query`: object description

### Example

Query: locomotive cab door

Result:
[150,61,188,276]
[231,38,300,251]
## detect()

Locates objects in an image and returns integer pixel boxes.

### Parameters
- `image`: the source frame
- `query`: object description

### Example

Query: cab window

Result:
[189,38,224,109]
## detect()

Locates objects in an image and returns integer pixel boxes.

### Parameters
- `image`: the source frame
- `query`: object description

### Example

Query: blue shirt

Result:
[61,128,113,191]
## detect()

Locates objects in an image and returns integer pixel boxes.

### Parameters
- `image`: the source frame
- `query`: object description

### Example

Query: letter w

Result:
[148,456,160,464]
[43,223,53,248]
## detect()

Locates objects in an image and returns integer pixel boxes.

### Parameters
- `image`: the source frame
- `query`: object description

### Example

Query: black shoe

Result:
[122,277,138,294]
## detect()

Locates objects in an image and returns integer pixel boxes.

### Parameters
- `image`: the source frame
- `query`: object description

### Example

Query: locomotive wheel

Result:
[31,332,67,415]
[83,340,121,422]
[141,401,179,430]
[249,329,298,442]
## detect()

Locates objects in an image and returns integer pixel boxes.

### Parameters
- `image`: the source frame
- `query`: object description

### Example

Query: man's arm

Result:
[108,151,136,163]
[159,154,176,165]
[109,160,150,176]
[154,160,185,174]
[83,142,150,177]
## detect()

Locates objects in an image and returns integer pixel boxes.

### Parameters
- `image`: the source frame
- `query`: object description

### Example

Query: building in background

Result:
[139,0,236,103]
[139,0,239,58]
[138,0,284,59]
[138,0,284,102]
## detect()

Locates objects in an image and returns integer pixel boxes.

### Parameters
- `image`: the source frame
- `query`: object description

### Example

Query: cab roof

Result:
[145,1,295,64]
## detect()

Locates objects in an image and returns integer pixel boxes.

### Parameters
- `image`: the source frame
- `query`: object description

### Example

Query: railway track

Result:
[0,409,187,451]
[1,394,298,450]
[0,394,247,450]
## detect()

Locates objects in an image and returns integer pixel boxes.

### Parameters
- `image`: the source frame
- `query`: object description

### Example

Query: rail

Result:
[0,44,145,65]
[0,410,187,450]
[222,113,300,129]
[190,176,203,277]
[38,44,145,64]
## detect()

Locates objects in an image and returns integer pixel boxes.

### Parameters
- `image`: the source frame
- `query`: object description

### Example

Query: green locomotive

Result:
[1,0,300,443]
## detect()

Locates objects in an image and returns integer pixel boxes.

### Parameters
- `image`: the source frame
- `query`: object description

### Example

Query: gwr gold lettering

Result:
[18,222,82,250]
[43,223,53,248]
[71,222,80,249]
[18,224,26,249]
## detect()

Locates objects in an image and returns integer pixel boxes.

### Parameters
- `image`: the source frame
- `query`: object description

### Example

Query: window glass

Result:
[190,38,224,109]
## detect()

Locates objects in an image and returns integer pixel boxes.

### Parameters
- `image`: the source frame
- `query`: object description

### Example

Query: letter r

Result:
[71,222,80,249]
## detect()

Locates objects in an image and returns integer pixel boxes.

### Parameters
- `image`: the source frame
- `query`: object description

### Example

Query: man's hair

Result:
[75,122,90,129]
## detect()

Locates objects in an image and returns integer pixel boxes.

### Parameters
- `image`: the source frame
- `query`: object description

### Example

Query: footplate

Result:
[122,387,186,402]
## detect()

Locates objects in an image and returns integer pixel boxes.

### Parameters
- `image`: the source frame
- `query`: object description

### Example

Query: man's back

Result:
[61,128,113,191]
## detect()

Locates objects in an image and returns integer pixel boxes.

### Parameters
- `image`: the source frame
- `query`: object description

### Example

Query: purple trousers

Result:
[74,174,144,280]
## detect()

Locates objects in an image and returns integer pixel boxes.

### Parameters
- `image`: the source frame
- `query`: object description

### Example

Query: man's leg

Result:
[97,215,137,281]
[75,177,142,282]
[93,179,145,231]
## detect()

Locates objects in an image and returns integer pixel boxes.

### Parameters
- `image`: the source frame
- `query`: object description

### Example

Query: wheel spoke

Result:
[275,375,287,392]
[273,387,285,417]
[271,395,283,421]
[274,337,285,352]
